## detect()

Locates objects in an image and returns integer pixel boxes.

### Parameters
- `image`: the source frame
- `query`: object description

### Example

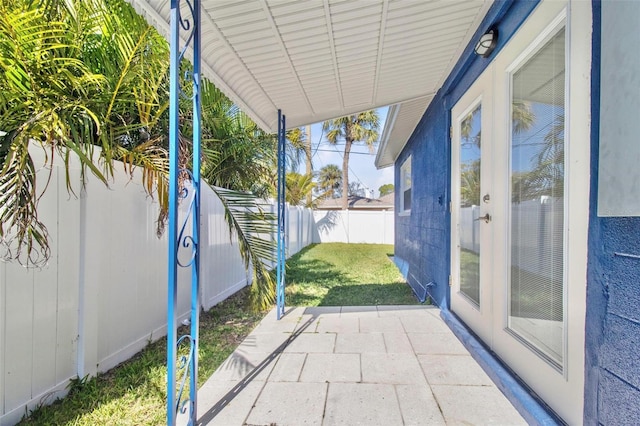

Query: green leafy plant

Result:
[0,0,277,308]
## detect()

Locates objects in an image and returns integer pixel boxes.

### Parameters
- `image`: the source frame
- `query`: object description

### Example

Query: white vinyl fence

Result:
[459,205,480,254]
[460,198,563,280]
[312,210,394,245]
[285,206,316,256]
[0,149,391,424]
[0,150,315,425]
[510,198,564,280]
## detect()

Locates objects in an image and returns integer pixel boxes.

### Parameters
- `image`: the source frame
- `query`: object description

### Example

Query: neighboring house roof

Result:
[378,192,395,205]
[316,195,394,210]
[127,1,493,133]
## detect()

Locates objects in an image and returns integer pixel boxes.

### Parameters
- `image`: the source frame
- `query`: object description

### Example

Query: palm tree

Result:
[1,0,176,263]
[1,0,110,264]
[460,160,481,207]
[512,101,536,135]
[535,114,564,197]
[323,110,379,209]
[460,107,481,145]
[460,101,535,148]
[196,82,279,309]
[285,172,315,207]
[284,128,307,172]
[286,126,313,206]
[1,0,277,308]
[316,164,342,200]
[200,82,276,199]
[458,102,536,206]
[522,114,565,200]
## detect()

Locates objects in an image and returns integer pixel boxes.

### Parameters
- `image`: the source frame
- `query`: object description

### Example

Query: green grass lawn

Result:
[19,289,264,426]
[285,243,418,306]
[20,243,415,424]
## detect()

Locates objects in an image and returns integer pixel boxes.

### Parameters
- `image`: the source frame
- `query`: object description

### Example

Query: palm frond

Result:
[0,133,49,265]
[211,186,277,311]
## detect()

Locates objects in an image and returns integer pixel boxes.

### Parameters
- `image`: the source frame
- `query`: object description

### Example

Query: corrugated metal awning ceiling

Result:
[127,0,492,134]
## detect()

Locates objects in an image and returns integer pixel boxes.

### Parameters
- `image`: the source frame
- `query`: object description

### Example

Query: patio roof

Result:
[126,0,492,134]
[374,94,433,168]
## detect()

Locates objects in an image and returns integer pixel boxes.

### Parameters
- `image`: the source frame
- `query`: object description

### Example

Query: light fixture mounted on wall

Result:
[474,27,498,58]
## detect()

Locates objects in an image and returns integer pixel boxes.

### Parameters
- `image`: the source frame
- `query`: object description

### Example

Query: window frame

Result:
[399,156,412,215]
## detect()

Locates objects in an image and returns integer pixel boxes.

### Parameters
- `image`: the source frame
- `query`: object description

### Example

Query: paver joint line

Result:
[196,306,526,425]
[197,313,317,425]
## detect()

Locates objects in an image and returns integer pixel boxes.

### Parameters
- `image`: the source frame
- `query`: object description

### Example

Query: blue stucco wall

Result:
[394,0,539,309]
[584,4,640,423]
[395,105,450,307]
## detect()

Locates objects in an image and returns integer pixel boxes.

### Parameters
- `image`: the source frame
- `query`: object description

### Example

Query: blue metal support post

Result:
[189,0,202,423]
[168,0,201,425]
[167,1,180,423]
[276,111,286,319]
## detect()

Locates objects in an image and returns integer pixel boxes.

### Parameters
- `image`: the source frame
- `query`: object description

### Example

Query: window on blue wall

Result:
[400,156,412,213]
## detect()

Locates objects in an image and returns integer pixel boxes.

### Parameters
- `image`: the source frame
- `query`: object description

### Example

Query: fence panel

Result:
[510,198,564,281]
[459,205,480,253]
[85,169,178,374]
[460,199,563,281]
[312,210,348,243]
[312,210,394,244]
[288,205,314,256]
[302,208,315,248]
[1,152,82,424]
[287,206,300,256]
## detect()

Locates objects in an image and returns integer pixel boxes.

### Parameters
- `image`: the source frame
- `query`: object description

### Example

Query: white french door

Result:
[450,1,590,424]
[450,70,495,346]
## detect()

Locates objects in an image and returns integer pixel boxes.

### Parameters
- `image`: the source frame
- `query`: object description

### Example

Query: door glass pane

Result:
[509,29,565,367]
[459,104,482,307]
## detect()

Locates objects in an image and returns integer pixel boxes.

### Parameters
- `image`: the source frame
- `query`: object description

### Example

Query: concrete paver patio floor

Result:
[189,306,526,426]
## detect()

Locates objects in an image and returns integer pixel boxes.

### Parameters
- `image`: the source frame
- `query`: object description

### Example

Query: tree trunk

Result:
[342,135,352,210]
[305,125,312,206]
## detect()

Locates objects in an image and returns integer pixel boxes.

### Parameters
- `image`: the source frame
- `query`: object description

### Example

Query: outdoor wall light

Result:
[474,27,498,58]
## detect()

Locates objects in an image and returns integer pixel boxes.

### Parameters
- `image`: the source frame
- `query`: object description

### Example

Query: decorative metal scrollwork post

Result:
[276,110,286,319]
[168,0,201,425]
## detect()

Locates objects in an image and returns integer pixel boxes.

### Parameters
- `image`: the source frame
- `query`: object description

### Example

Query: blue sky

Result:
[297,106,394,199]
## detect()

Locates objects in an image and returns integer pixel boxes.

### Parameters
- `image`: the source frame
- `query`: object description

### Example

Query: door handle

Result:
[474,213,491,223]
